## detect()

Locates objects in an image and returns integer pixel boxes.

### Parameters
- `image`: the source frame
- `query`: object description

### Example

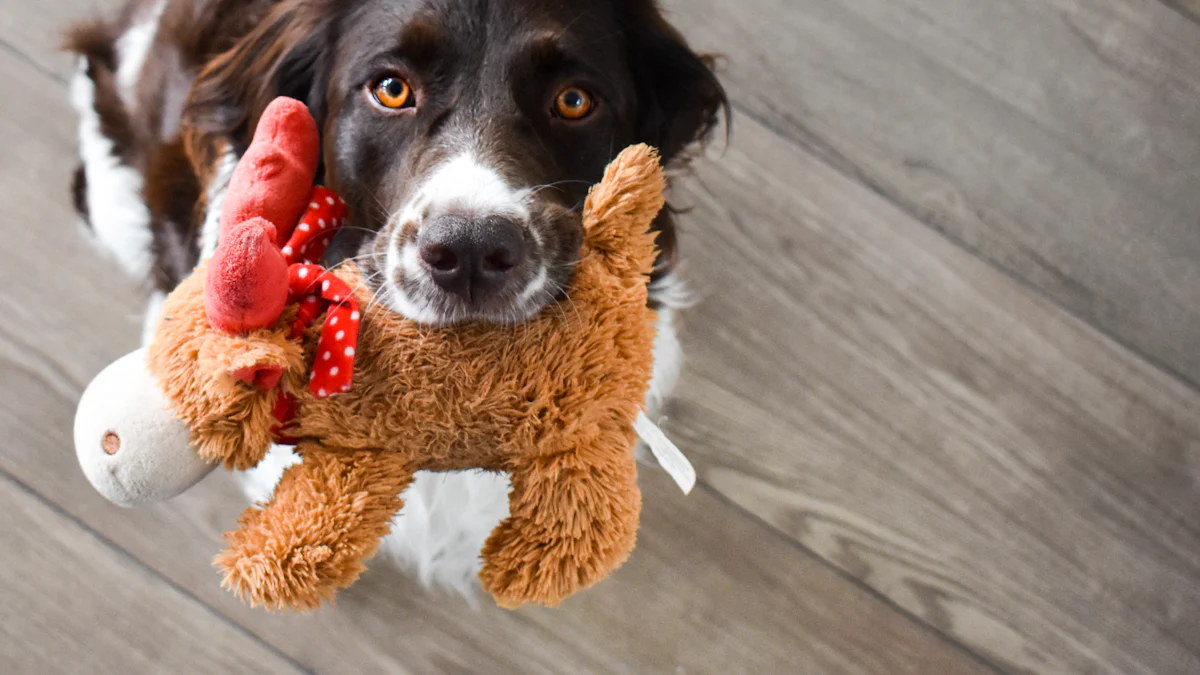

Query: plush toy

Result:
[74,97,669,611]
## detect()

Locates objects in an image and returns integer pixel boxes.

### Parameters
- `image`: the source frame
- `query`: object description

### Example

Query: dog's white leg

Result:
[69,63,155,281]
[70,0,169,283]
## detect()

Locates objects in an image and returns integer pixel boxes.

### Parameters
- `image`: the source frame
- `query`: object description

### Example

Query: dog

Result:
[67,0,726,598]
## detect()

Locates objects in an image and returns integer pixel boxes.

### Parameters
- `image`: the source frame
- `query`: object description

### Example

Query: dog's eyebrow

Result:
[522,33,616,89]
[525,33,565,64]
[396,17,441,62]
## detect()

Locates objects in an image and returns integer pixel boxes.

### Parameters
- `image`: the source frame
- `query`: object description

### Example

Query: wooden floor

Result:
[2,0,1199,672]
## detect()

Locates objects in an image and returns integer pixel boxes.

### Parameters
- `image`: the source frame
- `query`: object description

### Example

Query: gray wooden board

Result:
[0,473,304,675]
[659,108,1200,674]
[663,0,1200,387]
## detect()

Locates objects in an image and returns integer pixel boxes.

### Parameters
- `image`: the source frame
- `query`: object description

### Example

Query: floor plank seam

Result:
[0,466,317,675]
[726,101,1200,397]
[0,37,66,85]
[695,481,1008,675]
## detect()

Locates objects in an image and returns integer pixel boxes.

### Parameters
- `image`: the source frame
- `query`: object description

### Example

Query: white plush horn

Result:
[74,349,216,507]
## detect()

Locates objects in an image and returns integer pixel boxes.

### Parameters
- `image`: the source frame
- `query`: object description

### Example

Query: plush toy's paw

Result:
[215,536,343,612]
[215,504,353,612]
[479,520,610,609]
[214,448,413,611]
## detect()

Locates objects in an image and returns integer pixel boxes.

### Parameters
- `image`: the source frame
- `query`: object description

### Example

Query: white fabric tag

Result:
[634,412,696,495]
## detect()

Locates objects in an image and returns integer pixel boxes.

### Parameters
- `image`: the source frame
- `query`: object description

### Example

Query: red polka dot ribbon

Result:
[281,187,360,399]
[282,186,345,266]
[287,265,361,398]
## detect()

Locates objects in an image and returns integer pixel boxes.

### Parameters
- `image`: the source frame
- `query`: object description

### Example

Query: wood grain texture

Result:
[1158,0,1200,22]
[0,0,101,80]
[0,474,303,675]
[660,113,1200,674]
[0,39,987,675]
[663,0,1200,387]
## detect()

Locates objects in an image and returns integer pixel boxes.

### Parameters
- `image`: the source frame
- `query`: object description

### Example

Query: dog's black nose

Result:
[418,214,527,302]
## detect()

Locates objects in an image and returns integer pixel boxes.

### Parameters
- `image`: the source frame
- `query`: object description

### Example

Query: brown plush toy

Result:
[83,98,667,611]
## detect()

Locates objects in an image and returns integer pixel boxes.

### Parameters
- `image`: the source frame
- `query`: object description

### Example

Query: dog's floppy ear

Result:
[184,0,334,166]
[623,1,729,284]
[625,1,729,163]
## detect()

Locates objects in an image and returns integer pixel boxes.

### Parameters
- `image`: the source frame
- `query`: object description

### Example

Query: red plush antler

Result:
[204,97,321,334]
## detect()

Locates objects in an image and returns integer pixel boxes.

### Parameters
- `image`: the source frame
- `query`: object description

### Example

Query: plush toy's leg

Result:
[480,435,642,609]
[215,443,414,611]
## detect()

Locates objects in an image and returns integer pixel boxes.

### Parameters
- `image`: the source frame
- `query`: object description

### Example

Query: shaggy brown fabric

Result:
[145,145,665,610]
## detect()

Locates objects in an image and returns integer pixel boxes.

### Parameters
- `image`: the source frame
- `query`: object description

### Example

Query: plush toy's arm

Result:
[581,144,664,281]
[215,442,415,611]
[479,429,642,608]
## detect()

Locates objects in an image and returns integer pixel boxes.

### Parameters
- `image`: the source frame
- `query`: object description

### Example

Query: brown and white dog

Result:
[67,0,726,596]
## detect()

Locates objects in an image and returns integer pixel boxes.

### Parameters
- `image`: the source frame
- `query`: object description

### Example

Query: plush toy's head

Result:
[75,97,668,611]
[74,349,215,506]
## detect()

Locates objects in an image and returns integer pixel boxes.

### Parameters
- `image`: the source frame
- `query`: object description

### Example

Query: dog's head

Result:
[187,0,726,324]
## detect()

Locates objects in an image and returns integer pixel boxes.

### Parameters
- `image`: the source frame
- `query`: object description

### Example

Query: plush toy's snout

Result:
[74,349,216,507]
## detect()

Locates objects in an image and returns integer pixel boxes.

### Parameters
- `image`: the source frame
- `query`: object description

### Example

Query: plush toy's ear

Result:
[197,332,297,395]
[75,349,216,507]
[581,144,666,280]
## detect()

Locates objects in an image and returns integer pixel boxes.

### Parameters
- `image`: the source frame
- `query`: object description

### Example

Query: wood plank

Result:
[1159,0,1200,21]
[0,472,304,675]
[0,0,106,81]
[0,49,987,675]
[663,0,1200,387]
[655,109,1200,674]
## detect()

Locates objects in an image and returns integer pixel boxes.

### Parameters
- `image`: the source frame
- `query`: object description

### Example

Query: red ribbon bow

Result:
[269,187,359,443]
[281,187,361,399]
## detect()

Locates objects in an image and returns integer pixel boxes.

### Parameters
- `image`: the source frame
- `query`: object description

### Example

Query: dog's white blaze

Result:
[69,62,155,280]
[115,0,168,107]
[382,152,553,322]
[419,153,529,220]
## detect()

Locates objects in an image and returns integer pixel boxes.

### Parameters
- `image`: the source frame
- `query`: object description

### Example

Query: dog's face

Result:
[326,0,642,323]
[188,0,725,324]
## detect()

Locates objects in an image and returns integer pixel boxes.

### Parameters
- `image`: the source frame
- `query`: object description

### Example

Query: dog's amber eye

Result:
[554,87,593,120]
[372,77,413,109]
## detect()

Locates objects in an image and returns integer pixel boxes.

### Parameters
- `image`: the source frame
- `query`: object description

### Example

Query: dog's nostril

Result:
[482,250,517,273]
[422,245,460,273]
